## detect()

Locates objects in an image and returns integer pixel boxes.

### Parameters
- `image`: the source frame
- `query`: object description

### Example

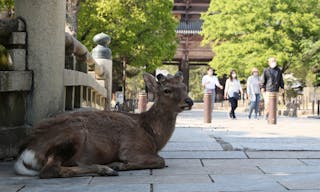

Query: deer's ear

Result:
[143,73,158,92]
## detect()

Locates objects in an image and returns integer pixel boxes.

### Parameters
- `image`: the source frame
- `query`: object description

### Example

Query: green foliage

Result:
[0,0,14,10]
[0,44,11,70]
[201,0,320,83]
[78,0,178,72]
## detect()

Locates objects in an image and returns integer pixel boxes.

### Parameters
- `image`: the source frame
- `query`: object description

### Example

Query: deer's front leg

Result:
[108,154,165,171]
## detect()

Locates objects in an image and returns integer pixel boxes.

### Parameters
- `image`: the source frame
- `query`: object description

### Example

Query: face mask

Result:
[232,73,236,78]
[270,62,277,68]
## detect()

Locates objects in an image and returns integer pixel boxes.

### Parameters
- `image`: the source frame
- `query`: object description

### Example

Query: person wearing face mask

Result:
[246,68,261,119]
[224,70,243,119]
[261,57,284,121]
[202,67,223,110]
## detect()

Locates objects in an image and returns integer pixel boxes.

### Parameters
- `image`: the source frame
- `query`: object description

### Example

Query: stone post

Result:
[138,92,147,113]
[15,0,65,124]
[317,100,320,116]
[204,93,212,123]
[268,92,278,124]
[92,33,112,110]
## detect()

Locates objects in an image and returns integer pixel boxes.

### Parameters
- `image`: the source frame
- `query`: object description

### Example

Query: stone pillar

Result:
[138,92,147,113]
[204,93,212,123]
[268,92,278,124]
[15,0,65,124]
[92,33,112,110]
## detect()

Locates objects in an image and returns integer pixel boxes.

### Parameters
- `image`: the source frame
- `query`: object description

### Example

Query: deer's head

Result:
[143,72,193,113]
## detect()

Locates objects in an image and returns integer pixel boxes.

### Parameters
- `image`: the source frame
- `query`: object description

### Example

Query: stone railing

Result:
[0,18,30,159]
[64,32,112,111]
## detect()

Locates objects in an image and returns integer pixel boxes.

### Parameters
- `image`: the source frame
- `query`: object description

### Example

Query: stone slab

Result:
[202,159,304,168]
[164,159,203,168]
[118,170,150,176]
[91,175,211,185]
[0,162,15,177]
[9,32,26,45]
[0,185,24,192]
[7,49,26,70]
[152,167,209,176]
[300,159,320,166]
[22,184,150,192]
[259,165,320,174]
[211,174,287,191]
[162,141,222,151]
[169,128,214,142]
[160,151,247,159]
[0,176,91,186]
[246,151,320,159]
[153,159,205,176]
[0,71,32,92]
[154,175,287,192]
[274,173,320,190]
[219,137,320,151]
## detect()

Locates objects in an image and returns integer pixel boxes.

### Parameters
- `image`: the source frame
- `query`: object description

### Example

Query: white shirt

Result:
[225,79,242,97]
[247,75,261,95]
[202,75,221,90]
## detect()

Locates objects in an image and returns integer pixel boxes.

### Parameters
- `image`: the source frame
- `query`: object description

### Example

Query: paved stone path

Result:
[1,109,320,191]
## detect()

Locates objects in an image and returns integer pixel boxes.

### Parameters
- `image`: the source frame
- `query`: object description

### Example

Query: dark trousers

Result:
[229,97,238,118]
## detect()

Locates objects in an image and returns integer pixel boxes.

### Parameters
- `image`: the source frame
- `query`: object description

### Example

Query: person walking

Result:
[202,67,223,110]
[261,57,284,121]
[246,67,261,119]
[224,70,243,119]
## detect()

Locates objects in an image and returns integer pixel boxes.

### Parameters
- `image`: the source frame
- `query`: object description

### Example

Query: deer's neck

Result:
[142,102,178,151]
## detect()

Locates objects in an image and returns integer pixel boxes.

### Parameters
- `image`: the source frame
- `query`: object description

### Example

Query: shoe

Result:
[229,112,233,119]
[248,115,251,119]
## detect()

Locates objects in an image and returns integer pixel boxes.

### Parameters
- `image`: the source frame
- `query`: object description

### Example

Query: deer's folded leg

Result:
[39,157,118,178]
[108,154,165,171]
[59,164,118,177]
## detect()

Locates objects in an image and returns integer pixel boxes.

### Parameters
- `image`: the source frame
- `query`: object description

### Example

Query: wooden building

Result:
[168,0,213,90]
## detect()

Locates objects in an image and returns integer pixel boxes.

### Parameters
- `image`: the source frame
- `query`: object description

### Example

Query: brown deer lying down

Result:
[14,72,193,178]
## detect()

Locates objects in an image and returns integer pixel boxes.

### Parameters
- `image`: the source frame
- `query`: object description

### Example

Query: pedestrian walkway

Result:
[1,109,320,191]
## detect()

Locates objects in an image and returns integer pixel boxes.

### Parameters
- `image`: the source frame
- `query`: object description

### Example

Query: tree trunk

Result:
[66,0,80,37]
[122,57,127,104]
[179,59,190,92]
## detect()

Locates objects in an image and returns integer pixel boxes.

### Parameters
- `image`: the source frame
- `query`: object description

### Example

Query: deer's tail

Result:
[14,149,40,176]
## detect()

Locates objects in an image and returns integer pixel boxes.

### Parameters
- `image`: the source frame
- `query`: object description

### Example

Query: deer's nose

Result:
[184,98,193,107]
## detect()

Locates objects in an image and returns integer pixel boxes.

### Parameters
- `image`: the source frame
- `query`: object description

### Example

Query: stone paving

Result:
[1,109,320,191]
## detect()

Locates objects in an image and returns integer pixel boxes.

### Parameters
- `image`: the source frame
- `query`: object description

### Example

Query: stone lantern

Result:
[92,33,112,110]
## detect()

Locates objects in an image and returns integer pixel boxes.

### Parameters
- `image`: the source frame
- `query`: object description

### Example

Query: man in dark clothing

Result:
[261,57,284,123]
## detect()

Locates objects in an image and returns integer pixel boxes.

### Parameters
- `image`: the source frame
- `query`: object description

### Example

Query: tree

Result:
[201,0,320,82]
[79,0,177,70]
[78,0,177,100]
[0,0,13,12]
[66,0,80,36]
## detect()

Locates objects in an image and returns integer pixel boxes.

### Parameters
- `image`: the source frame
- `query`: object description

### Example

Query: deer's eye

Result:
[164,89,172,94]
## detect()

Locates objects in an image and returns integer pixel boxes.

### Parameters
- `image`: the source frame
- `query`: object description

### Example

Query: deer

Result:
[14,72,193,179]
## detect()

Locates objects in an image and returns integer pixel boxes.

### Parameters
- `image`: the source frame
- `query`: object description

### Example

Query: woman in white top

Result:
[202,68,223,110]
[224,70,243,119]
[246,67,261,119]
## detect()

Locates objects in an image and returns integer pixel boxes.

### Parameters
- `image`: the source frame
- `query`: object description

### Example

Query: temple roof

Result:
[176,20,203,35]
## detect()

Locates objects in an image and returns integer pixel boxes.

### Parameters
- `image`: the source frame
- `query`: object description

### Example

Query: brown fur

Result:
[17,73,193,178]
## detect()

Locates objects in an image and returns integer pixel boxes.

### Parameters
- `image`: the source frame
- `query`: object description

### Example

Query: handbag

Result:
[233,92,240,100]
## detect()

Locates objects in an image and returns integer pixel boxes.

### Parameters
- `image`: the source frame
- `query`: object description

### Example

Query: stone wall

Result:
[0,19,30,159]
